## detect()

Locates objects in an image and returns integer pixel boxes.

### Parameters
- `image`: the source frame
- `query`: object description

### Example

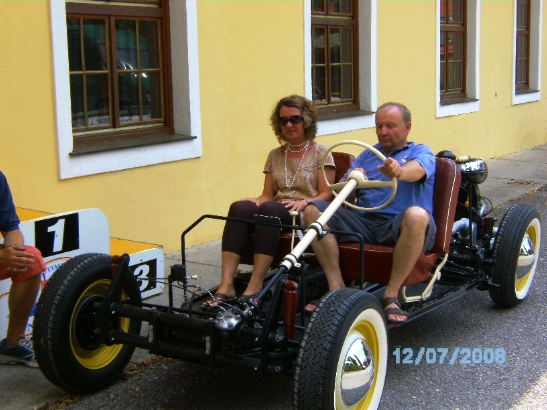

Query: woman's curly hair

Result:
[270,95,318,145]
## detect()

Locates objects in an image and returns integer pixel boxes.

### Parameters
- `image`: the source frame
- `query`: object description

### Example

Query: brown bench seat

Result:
[240,153,461,297]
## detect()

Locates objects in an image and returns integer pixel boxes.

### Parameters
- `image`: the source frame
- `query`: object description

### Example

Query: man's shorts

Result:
[0,245,47,283]
[310,200,437,252]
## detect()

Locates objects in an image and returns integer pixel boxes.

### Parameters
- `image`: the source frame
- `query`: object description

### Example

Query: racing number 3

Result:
[34,213,80,258]
[132,259,157,293]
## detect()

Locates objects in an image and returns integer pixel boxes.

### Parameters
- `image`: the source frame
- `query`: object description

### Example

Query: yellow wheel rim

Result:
[335,308,387,410]
[514,218,541,297]
[70,279,131,369]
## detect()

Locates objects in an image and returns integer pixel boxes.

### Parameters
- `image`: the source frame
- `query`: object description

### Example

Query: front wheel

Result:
[489,204,541,307]
[294,289,387,409]
[34,253,142,394]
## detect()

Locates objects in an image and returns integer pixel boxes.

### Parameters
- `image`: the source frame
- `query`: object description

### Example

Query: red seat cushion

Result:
[338,243,437,285]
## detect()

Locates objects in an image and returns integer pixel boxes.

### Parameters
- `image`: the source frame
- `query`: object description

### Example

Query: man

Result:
[0,171,46,367]
[303,102,436,323]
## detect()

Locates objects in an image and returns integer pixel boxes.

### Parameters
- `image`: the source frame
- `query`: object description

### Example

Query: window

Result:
[440,0,466,101]
[51,0,202,179]
[515,0,530,91]
[436,0,479,118]
[311,0,358,114]
[66,0,175,152]
[512,0,542,104]
[306,0,377,134]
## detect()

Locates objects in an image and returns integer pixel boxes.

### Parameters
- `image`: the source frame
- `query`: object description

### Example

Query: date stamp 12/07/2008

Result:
[392,347,507,365]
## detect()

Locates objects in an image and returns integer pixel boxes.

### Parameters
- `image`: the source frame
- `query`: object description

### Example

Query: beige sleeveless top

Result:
[263,142,335,202]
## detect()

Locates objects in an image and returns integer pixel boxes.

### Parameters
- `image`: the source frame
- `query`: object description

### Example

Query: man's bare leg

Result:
[6,275,40,345]
[383,206,430,322]
[310,233,346,291]
[304,205,345,301]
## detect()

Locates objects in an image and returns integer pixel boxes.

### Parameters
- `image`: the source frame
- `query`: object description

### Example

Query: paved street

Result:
[46,185,547,410]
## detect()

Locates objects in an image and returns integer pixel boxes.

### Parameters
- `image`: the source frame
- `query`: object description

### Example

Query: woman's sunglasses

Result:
[279,115,304,126]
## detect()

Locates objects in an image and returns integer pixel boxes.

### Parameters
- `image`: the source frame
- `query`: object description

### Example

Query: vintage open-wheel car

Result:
[33,141,541,409]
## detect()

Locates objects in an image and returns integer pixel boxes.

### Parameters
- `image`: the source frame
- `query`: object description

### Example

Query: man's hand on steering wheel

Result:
[321,140,397,212]
[377,157,402,179]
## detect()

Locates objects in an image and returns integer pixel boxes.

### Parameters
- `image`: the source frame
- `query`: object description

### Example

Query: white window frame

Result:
[305,0,378,136]
[50,0,202,179]
[436,0,481,118]
[512,0,543,105]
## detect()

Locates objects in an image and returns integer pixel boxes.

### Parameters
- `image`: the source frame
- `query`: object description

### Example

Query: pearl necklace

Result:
[287,141,309,153]
[288,140,307,147]
[284,140,311,189]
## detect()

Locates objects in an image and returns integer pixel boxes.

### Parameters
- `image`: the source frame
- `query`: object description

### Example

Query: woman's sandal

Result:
[381,296,408,324]
[201,293,236,308]
[237,292,261,304]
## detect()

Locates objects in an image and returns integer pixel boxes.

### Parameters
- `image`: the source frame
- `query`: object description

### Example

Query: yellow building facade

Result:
[1,0,545,252]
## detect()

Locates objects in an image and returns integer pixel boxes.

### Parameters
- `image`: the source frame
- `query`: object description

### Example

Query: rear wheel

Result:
[489,204,541,307]
[34,253,142,394]
[294,289,387,410]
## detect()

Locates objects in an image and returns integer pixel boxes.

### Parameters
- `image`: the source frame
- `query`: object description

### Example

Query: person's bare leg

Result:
[303,205,345,311]
[383,207,430,322]
[310,232,346,291]
[203,251,240,307]
[242,253,274,296]
[6,275,40,345]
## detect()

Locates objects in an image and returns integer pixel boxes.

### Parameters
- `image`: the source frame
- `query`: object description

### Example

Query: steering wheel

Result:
[321,140,397,212]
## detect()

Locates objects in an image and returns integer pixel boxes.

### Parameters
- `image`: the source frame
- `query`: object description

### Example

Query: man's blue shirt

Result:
[0,172,20,232]
[343,142,435,219]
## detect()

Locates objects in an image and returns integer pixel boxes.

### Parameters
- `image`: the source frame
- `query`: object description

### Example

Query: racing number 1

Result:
[34,213,80,258]
[47,218,65,253]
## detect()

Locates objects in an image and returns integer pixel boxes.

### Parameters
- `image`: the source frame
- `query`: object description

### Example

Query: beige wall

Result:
[1,2,58,183]
[1,1,546,253]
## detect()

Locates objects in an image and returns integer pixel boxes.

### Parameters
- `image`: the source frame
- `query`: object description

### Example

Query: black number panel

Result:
[34,213,80,258]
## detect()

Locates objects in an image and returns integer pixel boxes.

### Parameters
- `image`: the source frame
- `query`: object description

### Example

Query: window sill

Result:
[515,88,539,95]
[70,133,196,156]
[316,109,376,136]
[440,96,478,106]
[319,109,374,121]
[436,96,480,118]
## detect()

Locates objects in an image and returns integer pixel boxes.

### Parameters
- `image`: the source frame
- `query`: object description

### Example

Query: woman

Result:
[203,95,336,307]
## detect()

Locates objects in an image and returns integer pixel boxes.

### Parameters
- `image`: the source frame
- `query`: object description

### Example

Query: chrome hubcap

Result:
[340,338,375,406]
[516,232,535,280]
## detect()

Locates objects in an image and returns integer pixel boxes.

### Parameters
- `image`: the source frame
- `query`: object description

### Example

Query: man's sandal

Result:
[201,293,236,308]
[304,292,329,314]
[381,296,408,324]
